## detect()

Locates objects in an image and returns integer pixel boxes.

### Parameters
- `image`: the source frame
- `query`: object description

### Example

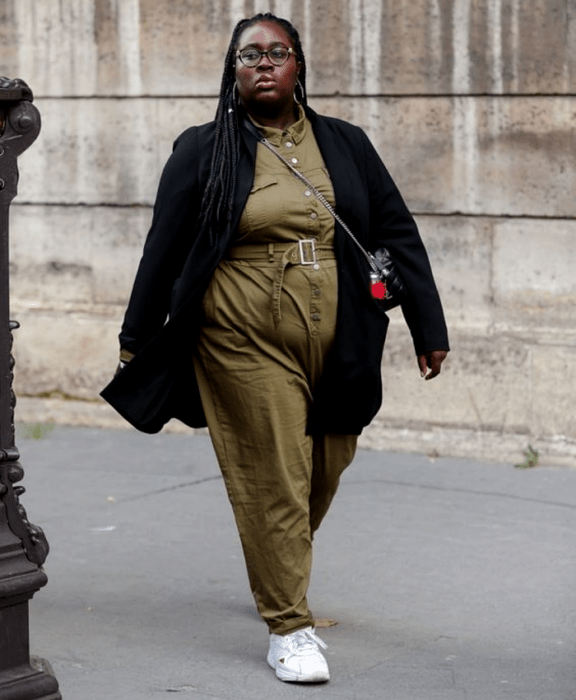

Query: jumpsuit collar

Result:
[247,104,307,147]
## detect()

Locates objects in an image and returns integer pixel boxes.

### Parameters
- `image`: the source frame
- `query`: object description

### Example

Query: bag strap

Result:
[244,120,384,278]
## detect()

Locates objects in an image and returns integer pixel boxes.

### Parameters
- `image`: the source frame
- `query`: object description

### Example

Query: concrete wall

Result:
[2,0,576,465]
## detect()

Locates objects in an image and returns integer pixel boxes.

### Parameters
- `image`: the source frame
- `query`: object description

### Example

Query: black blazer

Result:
[101,106,449,435]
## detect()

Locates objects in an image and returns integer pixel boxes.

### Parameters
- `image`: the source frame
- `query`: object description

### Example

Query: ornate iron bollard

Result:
[0,77,61,700]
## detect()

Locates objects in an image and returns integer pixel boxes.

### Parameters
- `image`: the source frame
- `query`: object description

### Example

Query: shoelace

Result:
[285,628,328,656]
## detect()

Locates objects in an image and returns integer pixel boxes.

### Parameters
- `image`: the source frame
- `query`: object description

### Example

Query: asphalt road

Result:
[14,425,576,700]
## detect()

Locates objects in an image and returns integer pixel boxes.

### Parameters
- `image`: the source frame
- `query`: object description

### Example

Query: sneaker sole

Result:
[267,653,330,683]
[276,666,330,683]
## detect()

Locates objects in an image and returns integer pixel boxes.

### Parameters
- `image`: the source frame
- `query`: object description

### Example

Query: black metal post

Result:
[0,77,61,700]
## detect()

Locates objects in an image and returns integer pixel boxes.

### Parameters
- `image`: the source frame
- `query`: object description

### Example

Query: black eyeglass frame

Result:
[236,46,295,68]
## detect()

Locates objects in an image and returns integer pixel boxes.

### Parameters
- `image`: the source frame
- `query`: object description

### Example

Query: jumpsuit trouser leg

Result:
[193,255,357,636]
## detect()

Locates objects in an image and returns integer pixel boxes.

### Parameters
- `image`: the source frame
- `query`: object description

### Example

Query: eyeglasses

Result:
[236,46,294,68]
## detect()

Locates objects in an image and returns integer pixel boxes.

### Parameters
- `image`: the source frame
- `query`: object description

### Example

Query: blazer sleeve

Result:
[359,128,450,355]
[119,127,201,353]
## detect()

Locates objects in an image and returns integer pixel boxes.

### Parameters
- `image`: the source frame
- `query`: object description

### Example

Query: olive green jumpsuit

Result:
[193,107,358,636]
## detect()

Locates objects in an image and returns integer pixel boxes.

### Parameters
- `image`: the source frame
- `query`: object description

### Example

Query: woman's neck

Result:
[243,100,300,131]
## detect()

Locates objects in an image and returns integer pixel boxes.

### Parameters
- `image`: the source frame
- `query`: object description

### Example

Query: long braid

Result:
[196,13,308,245]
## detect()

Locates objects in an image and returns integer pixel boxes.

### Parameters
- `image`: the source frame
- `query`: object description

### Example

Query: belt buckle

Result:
[298,239,317,265]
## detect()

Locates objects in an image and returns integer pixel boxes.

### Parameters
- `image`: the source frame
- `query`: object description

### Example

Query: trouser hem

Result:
[268,615,315,636]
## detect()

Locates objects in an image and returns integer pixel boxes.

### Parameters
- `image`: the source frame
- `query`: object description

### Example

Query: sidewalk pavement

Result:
[15,425,576,700]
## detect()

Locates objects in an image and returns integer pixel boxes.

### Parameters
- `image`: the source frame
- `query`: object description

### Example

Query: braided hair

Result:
[196,13,308,244]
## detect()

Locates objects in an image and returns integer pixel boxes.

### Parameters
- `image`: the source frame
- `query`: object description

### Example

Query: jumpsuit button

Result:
[310,212,318,220]
[311,313,321,321]
[285,141,293,148]
[291,157,299,164]
[313,289,321,297]
[304,190,312,197]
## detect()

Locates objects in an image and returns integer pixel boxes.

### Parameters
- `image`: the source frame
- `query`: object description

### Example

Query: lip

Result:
[255,76,276,87]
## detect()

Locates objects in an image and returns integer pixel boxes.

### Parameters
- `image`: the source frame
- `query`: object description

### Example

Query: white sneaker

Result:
[267,626,330,682]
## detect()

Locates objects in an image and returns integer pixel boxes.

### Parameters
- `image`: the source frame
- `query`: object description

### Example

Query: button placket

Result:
[308,197,321,234]
[310,280,322,331]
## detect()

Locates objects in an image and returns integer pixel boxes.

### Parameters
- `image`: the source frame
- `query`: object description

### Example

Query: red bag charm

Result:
[370,272,387,300]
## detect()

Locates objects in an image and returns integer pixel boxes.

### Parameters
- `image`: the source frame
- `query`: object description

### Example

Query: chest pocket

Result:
[242,174,284,234]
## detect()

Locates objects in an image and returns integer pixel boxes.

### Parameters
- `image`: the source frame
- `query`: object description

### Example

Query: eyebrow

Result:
[238,41,290,50]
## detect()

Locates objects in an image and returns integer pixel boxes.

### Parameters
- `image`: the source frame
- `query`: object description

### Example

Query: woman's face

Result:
[235,21,300,111]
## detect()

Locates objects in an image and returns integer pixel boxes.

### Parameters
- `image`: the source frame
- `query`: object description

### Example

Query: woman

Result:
[102,13,448,683]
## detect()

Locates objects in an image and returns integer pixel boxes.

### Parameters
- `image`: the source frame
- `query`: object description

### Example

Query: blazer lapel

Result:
[306,107,356,225]
[232,120,258,234]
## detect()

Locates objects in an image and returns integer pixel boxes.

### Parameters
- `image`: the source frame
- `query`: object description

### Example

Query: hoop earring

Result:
[294,79,305,104]
[228,84,239,113]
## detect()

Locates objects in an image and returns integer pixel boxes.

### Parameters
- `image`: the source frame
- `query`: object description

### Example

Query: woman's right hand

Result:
[417,350,448,380]
[115,348,135,376]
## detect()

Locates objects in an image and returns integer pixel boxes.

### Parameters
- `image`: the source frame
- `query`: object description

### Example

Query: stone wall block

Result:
[464,0,573,94]
[11,206,94,307]
[2,0,575,96]
[10,205,151,308]
[17,98,162,205]
[0,0,19,79]
[4,0,99,96]
[415,215,493,331]
[471,98,576,218]
[13,312,121,400]
[531,345,576,439]
[314,96,576,218]
[380,324,532,435]
[15,96,576,219]
[138,0,237,96]
[312,96,455,214]
[9,208,496,337]
[16,98,217,205]
[492,219,576,334]
[156,97,218,155]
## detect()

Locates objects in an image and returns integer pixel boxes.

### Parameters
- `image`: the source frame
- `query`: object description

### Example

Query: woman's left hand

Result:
[417,350,448,381]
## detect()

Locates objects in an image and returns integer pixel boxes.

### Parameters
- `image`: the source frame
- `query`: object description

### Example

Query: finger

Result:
[424,364,441,380]
[417,354,428,377]
[425,351,445,381]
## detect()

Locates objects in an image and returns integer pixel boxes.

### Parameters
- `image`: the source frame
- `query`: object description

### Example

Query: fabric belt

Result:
[224,239,336,326]
[226,240,334,263]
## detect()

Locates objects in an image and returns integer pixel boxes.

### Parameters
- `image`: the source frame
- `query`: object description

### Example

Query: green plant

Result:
[515,445,540,469]
[22,422,56,440]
